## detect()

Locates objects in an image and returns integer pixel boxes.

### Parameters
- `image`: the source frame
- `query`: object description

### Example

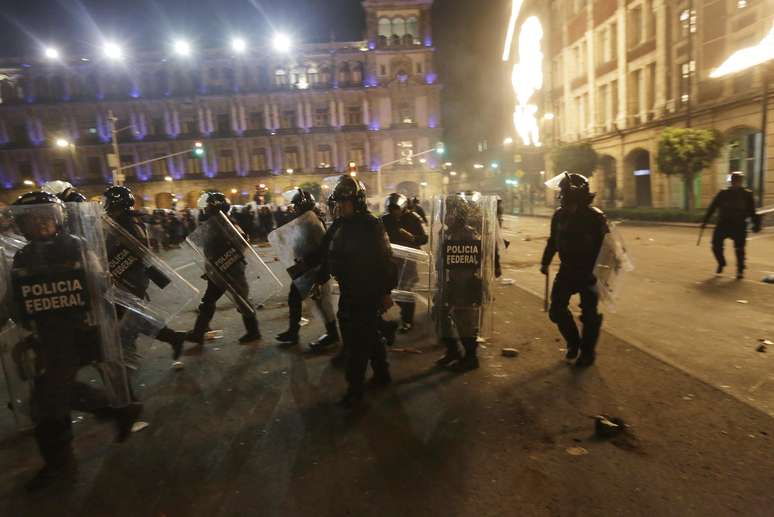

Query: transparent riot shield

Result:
[430,193,498,341]
[390,243,432,305]
[102,215,199,342]
[0,202,131,430]
[594,223,634,310]
[267,210,327,298]
[186,211,283,315]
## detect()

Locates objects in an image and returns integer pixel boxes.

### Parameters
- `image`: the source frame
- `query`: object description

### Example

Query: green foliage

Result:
[550,142,599,177]
[657,127,723,211]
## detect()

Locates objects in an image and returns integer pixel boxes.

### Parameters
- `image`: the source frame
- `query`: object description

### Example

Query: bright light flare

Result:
[54,138,70,148]
[503,137,514,145]
[273,33,292,53]
[543,112,555,120]
[502,0,525,62]
[231,37,247,53]
[164,176,173,182]
[44,47,60,60]
[23,180,35,186]
[474,163,485,169]
[173,39,192,57]
[711,22,774,78]
[103,42,124,60]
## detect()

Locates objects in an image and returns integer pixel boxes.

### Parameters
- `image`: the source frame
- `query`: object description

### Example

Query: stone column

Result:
[653,0,668,116]
[329,99,339,127]
[362,97,370,126]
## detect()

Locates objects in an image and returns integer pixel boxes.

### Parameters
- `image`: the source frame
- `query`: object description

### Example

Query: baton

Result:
[697,226,705,247]
[543,266,550,313]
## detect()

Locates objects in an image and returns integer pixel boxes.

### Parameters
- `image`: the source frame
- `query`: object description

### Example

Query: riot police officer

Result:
[540,173,608,367]
[103,186,187,360]
[6,192,140,490]
[275,189,340,350]
[702,172,761,279]
[323,176,396,407]
[381,193,428,333]
[407,196,428,224]
[186,192,262,345]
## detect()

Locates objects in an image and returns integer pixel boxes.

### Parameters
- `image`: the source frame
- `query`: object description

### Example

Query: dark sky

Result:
[0,0,512,162]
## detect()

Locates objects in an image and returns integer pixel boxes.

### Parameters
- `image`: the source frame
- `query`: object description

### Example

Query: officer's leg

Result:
[549,274,581,359]
[732,227,747,278]
[369,311,391,385]
[339,309,368,406]
[436,306,462,366]
[451,307,480,371]
[578,279,603,367]
[234,276,261,343]
[309,281,340,352]
[398,300,416,331]
[711,227,727,273]
[278,284,302,344]
[187,280,224,344]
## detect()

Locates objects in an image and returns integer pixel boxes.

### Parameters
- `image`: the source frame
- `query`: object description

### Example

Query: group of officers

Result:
[0,167,763,492]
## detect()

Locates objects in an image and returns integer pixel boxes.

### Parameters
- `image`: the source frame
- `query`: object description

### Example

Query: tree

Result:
[657,127,722,211]
[550,142,599,177]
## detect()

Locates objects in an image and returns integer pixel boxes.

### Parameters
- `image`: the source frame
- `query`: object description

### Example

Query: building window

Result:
[216,114,231,134]
[407,16,419,39]
[380,64,387,76]
[187,155,203,174]
[250,148,267,171]
[348,147,365,166]
[274,68,288,87]
[398,101,414,124]
[284,148,300,170]
[680,60,695,106]
[345,106,362,126]
[151,117,165,136]
[219,149,235,172]
[397,140,414,165]
[415,62,423,74]
[248,111,264,131]
[679,8,697,36]
[317,145,333,168]
[181,118,197,135]
[378,17,392,37]
[281,110,296,129]
[628,7,643,48]
[151,154,169,177]
[338,64,351,85]
[393,17,406,37]
[308,67,319,86]
[597,84,608,128]
[314,108,330,127]
[352,63,364,84]
[611,79,619,122]
[86,156,102,177]
[320,67,332,85]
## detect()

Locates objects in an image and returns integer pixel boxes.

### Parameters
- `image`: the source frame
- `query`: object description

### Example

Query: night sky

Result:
[0,0,513,162]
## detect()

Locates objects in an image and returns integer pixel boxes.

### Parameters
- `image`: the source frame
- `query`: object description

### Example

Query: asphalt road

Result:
[500,215,774,417]
[0,237,773,516]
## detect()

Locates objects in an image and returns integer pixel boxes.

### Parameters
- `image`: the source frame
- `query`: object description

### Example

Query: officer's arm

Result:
[540,212,558,268]
[411,214,429,246]
[702,193,720,225]
[372,219,398,294]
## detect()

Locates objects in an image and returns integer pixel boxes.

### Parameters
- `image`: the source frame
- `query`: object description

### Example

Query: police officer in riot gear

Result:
[702,172,761,279]
[102,185,187,359]
[540,173,609,367]
[322,176,396,407]
[275,189,341,350]
[186,191,262,345]
[7,192,140,490]
[42,180,88,203]
[381,193,428,333]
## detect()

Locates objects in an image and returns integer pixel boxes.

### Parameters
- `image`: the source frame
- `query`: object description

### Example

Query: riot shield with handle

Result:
[0,202,131,430]
[594,222,634,311]
[430,193,498,341]
[186,210,283,315]
[102,215,199,337]
[390,243,432,305]
[268,210,327,298]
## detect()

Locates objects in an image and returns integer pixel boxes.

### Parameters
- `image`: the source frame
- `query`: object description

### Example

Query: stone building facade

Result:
[0,0,443,208]
[510,0,774,209]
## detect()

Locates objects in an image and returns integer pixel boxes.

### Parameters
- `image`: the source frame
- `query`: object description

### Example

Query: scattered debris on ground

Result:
[736,300,749,304]
[593,415,626,438]
[565,447,589,456]
[501,348,519,358]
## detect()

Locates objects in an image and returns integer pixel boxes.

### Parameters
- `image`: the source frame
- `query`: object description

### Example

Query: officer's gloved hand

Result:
[540,264,549,275]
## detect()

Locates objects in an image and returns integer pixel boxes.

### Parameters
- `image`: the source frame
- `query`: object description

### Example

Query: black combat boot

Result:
[309,320,339,353]
[28,420,77,492]
[186,304,216,345]
[276,326,300,346]
[436,338,462,366]
[156,327,187,360]
[239,314,262,343]
[114,402,144,443]
[577,314,603,368]
[451,338,479,372]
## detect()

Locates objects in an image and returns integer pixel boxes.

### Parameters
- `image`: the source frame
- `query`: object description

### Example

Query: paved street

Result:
[0,234,773,516]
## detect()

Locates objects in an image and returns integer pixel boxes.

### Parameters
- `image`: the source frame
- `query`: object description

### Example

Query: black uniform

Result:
[325,212,396,399]
[703,187,760,275]
[541,205,608,362]
[11,235,111,470]
[381,210,428,326]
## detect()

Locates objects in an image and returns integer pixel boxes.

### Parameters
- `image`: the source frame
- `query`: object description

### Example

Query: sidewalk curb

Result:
[505,213,707,229]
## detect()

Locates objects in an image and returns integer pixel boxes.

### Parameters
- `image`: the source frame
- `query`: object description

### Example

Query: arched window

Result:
[391,34,401,46]
[407,16,419,39]
[291,67,306,87]
[338,63,351,85]
[402,34,414,46]
[274,68,288,87]
[308,66,319,85]
[351,63,364,85]
[320,66,332,85]
[392,17,406,37]
[378,17,392,37]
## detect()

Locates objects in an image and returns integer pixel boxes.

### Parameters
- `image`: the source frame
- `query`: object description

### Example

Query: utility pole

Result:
[107,110,124,186]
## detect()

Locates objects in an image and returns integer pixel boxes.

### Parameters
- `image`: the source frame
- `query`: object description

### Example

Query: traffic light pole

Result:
[108,111,123,186]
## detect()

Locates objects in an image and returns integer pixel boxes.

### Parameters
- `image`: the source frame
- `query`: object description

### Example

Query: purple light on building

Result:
[3,181,13,189]
[130,88,140,99]
[370,159,381,171]
[25,95,35,103]
[368,40,376,50]
[137,169,151,182]
[425,72,438,85]
[365,74,379,87]
[398,73,408,84]
[369,121,381,131]
[237,167,248,177]
[424,36,433,47]
[428,116,438,129]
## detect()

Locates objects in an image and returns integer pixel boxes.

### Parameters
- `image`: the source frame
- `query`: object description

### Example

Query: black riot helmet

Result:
[330,175,367,216]
[62,190,87,203]
[198,191,231,216]
[291,189,316,213]
[384,193,408,214]
[11,191,66,241]
[557,172,594,207]
[103,185,136,212]
[729,171,745,187]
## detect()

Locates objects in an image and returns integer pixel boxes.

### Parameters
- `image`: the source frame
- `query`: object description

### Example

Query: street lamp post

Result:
[107,111,123,186]
[376,144,444,198]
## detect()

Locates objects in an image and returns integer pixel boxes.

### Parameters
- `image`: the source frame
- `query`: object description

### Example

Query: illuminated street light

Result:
[164,176,173,182]
[193,141,205,156]
[230,188,238,194]
[44,47,60,60]
[273,33,292,53]
[173,39,192,57]
[103,42,124,60]
[54,138,70,148]
[474,163,485,169]
[23,179,35,186]
[450,171,458,176]
[419,158,427,164]
[503,137,514,146]
[231,37,247,54]
[286,168,294,174]
[543,112,555,120]
[491,162,500,169]
[444,161,453,167]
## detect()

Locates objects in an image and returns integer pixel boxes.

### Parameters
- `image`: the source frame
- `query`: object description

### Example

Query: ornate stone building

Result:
[508,0,774,209]
[0,0,442,207]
